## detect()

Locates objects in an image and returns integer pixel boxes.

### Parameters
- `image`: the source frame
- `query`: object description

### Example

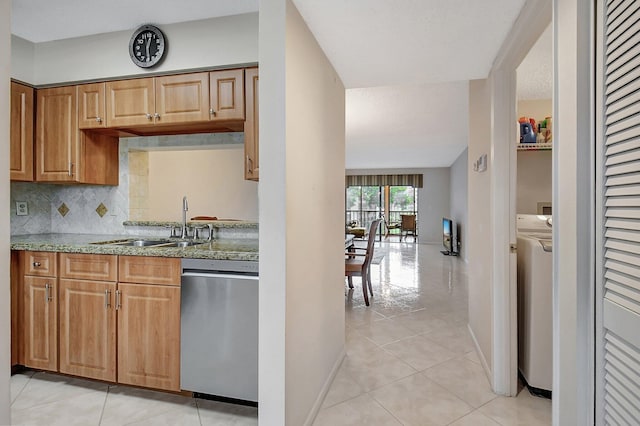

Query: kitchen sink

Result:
[121,239,169,247]
[90,238,206,248]
[162,241,203,248]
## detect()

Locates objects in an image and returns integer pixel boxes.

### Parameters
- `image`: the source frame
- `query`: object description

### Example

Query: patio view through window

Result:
[346,185,418,239]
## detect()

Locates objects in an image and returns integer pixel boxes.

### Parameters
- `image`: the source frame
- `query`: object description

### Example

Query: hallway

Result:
[314,242,552,425]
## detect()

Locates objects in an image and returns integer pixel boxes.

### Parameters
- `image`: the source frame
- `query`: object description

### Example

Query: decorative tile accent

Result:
[57,203,70,217]
[96,203,108,218]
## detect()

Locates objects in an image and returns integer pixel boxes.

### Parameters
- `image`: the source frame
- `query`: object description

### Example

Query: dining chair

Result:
[345,219,381,306]
[400,214,417,242]
[381,213,401,239]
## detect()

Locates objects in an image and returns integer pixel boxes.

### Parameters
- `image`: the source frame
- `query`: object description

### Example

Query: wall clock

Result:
[129,25,166,68]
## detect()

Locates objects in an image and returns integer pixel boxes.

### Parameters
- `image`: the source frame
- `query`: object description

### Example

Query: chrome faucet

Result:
[181,196,189,238]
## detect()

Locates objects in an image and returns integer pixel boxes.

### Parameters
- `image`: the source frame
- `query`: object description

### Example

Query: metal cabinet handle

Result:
[45,283,53,302]
[68,162,74,177]
[96,117,102,123]
[115,290,121,310]
[209,108,215,116]
[33,261,41,267]
[154,112,160,120]
[104,289,111,309]
[246,155,253,174]
[146,113,152,120]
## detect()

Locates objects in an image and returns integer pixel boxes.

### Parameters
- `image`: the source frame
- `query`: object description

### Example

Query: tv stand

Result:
[440,250,459,256]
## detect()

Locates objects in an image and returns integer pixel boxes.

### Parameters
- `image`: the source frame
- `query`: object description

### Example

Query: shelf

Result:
[517,143,553,151]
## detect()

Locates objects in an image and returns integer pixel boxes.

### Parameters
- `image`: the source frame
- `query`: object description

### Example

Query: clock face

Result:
[129,25,166,68]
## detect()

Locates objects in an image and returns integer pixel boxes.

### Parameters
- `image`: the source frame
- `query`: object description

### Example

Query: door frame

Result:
[489,0,552,396]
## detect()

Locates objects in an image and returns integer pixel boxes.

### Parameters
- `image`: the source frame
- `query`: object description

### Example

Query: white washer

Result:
[516,214,552,395]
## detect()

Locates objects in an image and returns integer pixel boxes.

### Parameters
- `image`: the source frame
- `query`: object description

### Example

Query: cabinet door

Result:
[10,82,34,182]
[59,279,116,382]
[78,83,106,129]
[210,69,245,121]
[11,251,23,366]
[23,276,57,371]
[36,86,79,182]
[155,73,210,124]
[106,78,155,127]
[244,68,259,181]
[117,283,180,391]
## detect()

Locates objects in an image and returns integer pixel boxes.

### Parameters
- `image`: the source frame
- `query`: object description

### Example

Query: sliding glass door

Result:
[346,186,382,233]
[346,185,418,240]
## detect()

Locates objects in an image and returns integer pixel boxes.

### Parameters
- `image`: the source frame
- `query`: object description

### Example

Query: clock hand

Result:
[145,37,151,61]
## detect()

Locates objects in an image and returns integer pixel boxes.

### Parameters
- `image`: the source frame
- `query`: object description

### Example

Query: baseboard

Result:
[467,323,493,389]
[303,345,346,426]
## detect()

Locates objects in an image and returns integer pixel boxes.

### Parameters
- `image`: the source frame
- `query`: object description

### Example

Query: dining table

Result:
[345,234,355,250]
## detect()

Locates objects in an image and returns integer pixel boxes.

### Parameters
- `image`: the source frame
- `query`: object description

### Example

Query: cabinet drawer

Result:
[23,251,57,277]
[60,253,117,282]
[118,256,180,286]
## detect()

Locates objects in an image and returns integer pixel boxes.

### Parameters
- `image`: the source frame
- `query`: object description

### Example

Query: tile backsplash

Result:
[11,141,130,235]
[10,133,245,236]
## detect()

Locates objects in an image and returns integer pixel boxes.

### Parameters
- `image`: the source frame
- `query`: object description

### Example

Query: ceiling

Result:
[11,0,534,170]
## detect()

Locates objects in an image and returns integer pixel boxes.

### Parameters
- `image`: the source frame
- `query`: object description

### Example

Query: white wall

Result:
[1,0,11,421]
[260,0,346,424]
[467,79,493,375]
[517,150,552,214]
[146,148,258,221]
[517,99,552,123]
[10,35,34,84]
[450,149,468,261]
[11,13,258,85]
[345,167,450,243]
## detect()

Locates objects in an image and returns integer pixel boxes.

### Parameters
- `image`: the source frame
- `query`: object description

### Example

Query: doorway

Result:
[514,22,553,398]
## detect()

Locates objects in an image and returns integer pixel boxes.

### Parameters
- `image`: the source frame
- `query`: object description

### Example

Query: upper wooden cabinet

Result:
[106,70,244,129]
[210,69,245,121]
[105,78,156,127]
[156,73,211,124]
[36,86,119,185]
[77,82,106,129]
[244,68,259,181]
[10,82,34,181]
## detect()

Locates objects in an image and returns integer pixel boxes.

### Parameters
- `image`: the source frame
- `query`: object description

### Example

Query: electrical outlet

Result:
[16,201,28,216]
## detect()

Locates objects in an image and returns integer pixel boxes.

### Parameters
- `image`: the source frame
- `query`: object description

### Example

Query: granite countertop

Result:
[123,220,258,229]
[10,234,259,262]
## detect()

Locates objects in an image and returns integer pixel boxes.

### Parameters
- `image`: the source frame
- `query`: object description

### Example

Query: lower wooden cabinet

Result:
[14,251,182,392]
[58,279,116,382]
[23,275,57,371]
[11,251,22,367]
[117,282,181,391]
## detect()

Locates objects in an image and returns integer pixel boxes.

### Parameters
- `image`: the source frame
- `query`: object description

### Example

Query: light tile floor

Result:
[10,242,551,425]
[11,371,257,425]
[314,241,552,426]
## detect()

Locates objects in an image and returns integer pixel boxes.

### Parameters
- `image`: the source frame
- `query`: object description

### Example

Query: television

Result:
[441,217,457,256]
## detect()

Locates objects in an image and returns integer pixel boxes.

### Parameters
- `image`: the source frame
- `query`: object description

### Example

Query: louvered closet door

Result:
[597,0,640,423]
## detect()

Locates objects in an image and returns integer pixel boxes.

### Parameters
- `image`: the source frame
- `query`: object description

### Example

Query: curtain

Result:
[345,174,423,188]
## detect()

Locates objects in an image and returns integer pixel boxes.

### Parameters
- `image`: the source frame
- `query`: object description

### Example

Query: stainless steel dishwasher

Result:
[180,258,258,402]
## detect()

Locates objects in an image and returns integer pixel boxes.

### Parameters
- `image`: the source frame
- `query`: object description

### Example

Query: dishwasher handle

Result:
[182,271,259,281]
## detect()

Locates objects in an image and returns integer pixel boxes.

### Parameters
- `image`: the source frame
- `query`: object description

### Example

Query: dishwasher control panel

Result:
[181,258,258,275]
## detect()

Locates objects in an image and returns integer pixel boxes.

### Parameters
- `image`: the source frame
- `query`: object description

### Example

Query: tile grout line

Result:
[10,372,33,406]
[97,385,111,425]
